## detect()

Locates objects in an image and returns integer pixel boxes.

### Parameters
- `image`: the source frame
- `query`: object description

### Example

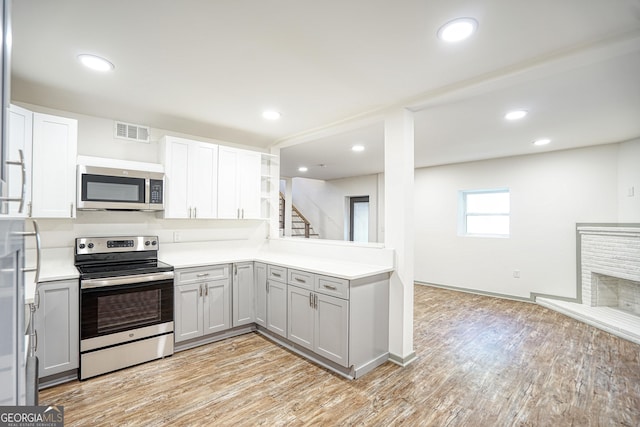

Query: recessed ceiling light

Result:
[505,110,528,121]
[437,17,478,42]
[78,54,114,72]
[533,138,551,146]
[262,110,281,120]
[351,145,365,152]
[298,166,308,172]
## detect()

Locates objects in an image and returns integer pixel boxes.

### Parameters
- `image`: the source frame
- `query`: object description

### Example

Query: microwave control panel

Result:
[149,180,163,204]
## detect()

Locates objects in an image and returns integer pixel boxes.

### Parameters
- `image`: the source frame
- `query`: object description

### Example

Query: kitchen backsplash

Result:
[26,211,268,250]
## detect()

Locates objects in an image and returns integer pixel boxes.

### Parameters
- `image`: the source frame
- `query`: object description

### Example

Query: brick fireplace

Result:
[537,224,640,345]
[579,225,640,314]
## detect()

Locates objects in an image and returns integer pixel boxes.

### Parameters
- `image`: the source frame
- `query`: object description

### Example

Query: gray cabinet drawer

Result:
[288,269,314,290]
[267,265,287,282]
[177,265,229,284]
[315,275,349,299]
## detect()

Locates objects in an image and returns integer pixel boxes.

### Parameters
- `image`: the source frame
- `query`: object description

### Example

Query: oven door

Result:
[80,273,174,342]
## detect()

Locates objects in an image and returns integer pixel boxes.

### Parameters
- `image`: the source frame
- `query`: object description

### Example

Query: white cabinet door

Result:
[34,279,79,378]
[237,150,261,219]
[233,262,254,327]
[203,278,231,334]
[162,136,218,219]
[217,147,262,219]
[163,137,191,218]
[190,142,218,219]
[31,113,78,218]
[266,279,287,338]
[6,105,32,217]
[217,146,239,219]
[175,283,204,343]
[314,293,349,367]
[254,262,267,328]
[287,285,314,350]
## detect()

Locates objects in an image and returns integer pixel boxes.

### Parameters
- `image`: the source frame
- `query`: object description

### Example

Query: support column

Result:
[384,108,416,365]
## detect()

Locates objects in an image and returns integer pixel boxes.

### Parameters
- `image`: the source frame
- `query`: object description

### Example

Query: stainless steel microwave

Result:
[77,165,164,211]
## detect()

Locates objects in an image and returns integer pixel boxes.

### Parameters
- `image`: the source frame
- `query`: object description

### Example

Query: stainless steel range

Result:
[75,236,174,380]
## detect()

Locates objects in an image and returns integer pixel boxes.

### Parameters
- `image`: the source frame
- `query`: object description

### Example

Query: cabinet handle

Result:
[32,329,38,353]
[266,281,269,293]
[309,292,313,308]
[272,272,281,278]
[1,149,26,213]
[314,294,318,309]
[323,284,338,291]
[205,284,208,297]
[196,273,210,278]
[295,277,305,283]
[241,208,244,219]
[28,202,32,218]
[34,290,40,310]
[199,284,203,297]
[19,220,42,283]
[234,265,237,276]
[70,203,74,217]
[194,207,197,218]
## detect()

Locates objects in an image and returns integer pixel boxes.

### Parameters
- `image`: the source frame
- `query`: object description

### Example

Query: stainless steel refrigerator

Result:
[1,0,29,406]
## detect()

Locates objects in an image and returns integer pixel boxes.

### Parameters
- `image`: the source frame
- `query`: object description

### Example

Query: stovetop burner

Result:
[75,235,173,279]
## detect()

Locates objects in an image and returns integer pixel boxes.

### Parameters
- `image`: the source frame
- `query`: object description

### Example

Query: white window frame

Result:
[459,188,510,238]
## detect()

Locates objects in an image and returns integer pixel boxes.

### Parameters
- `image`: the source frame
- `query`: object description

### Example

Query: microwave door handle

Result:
[145,178,150,205]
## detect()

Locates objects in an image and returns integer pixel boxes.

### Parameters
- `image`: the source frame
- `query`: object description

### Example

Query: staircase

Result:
[279,193,319,238]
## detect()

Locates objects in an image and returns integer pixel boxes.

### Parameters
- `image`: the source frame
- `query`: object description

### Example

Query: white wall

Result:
[618,138,640,222]
[414,143,623,300]
[291,174,381,242]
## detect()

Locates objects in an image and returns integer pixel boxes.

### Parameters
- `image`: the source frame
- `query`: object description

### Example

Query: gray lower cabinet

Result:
[232,262,254,327]
[254,262,267,327]
[175,265,231,343]
[266,266,287,338]
[288,279,349,367]
[254,263,287,337]
[34,279,79,378]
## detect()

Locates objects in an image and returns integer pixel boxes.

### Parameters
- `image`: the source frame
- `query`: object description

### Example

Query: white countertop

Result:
[23,240,394,304]
[160,241,393,280]
[25,247,78,305]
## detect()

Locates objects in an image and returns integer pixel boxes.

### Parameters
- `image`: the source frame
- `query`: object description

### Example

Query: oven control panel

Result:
[76,236,159,255]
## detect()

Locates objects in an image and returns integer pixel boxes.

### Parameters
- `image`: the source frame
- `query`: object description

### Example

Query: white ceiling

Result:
[11,0,640,180]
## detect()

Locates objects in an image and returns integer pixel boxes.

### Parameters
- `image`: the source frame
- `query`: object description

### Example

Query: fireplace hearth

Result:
[537,224,640,345]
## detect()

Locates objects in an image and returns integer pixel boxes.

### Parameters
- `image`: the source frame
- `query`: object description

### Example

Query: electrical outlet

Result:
[513,270,520,279]
[173,232,182,242]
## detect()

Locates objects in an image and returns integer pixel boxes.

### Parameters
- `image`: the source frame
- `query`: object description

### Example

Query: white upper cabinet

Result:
[161,136,218,219]
[31,113,78,218]
[217,146,261,219]
[5,105,33,217]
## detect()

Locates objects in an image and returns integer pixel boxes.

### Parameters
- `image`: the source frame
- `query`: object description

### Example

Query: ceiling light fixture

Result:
[298,166,308,172]
[437,17,478,42]
[351,145,365,152]
[505,110,528,121]
[262,110,281,120]
[533,138,551,146]
[77,54,114,72]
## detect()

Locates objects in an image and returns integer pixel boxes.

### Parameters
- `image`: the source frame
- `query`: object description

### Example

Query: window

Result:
[460,188,510,237]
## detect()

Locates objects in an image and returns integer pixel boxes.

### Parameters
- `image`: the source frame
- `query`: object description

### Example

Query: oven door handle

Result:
[81,271,175,289]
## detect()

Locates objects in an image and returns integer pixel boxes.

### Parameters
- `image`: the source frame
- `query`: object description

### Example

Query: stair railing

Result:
[279,192,311,238]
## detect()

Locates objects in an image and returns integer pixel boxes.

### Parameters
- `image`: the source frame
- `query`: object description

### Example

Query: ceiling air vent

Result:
[114,121,150,143]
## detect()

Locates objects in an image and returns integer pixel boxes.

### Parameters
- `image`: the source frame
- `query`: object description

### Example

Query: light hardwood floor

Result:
[41,284,640,426]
